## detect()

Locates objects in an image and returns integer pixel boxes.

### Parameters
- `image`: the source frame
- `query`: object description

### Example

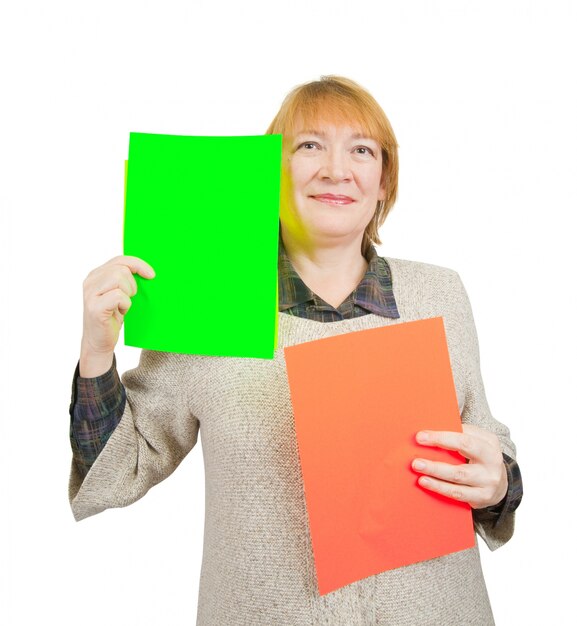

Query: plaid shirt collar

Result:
[278,239,400,319]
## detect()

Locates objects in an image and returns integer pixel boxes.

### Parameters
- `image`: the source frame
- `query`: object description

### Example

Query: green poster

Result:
[124,132,281,358]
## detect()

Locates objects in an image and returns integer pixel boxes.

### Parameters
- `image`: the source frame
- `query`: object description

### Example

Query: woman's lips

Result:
[311,194,354,206]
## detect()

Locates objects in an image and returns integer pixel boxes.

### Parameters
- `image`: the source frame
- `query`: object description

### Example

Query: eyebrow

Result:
[293,129,375,141]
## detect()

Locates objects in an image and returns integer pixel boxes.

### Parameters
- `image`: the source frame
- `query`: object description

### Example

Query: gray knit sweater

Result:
[69,257,516,625]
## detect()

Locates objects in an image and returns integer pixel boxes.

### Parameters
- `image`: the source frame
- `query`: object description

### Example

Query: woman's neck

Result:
[281,232,368,309]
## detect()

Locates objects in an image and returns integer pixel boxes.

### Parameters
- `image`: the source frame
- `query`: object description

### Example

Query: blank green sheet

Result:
[123,132,282,358]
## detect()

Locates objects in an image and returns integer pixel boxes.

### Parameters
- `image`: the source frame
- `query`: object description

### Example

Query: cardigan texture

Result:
[69,257,516,625]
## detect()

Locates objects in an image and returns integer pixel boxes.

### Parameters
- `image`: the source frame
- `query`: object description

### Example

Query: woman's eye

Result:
[298,142,319,151]
[354,146,374,156]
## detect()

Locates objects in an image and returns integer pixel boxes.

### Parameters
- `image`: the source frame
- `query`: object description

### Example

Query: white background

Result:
[1,1,576,624]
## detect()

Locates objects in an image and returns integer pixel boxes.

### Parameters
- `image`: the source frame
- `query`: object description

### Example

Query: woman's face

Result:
[281,122,385,249]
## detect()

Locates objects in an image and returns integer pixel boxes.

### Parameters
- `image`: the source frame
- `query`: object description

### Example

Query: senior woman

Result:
[70,76,522,625]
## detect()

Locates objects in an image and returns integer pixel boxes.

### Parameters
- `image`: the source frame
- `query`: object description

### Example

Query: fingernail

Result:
[413,460,426,471]
[419,477,432,487]
[416,432,429,443]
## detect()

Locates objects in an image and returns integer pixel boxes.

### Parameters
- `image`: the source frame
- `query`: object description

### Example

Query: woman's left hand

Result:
[412,424,508,509]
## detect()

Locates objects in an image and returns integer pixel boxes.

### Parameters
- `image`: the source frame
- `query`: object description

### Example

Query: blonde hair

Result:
[266,75,399,255]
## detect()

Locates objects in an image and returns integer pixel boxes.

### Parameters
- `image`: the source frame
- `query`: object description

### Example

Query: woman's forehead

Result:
[287,111,375,140]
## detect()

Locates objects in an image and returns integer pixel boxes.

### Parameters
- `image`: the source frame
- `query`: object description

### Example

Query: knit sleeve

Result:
[449,273,521,550]
[69,349,200,522]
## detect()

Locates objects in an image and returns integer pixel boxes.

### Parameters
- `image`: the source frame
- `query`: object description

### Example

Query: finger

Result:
[85,261,149,299]
[85,256,155,285]
[92,266,138,298]
[417,475,477,505]
[117,294,132,316]
[412,458,476,486]
[418,473,504,509]
[104,255,156,278]
[416,430,483,462]
[86,273,135,300]
[93,288,133,319]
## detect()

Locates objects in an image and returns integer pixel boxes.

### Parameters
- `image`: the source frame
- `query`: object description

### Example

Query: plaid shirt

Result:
[278,241,400,321]
[70,244,522,525]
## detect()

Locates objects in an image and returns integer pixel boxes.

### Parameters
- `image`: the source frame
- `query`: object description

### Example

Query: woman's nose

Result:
[319,150,351,182]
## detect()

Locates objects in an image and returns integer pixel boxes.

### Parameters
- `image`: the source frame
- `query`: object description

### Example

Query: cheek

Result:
[287,152,318,188]
[365,169,385,200]
[287,163,309,195]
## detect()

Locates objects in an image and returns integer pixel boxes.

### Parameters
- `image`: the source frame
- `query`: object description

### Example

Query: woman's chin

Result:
[306,224,366,246]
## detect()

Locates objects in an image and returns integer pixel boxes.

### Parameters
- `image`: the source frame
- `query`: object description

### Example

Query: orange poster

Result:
[284,317,475,595]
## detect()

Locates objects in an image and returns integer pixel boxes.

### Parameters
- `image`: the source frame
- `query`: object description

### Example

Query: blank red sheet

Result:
[284,317,475,595]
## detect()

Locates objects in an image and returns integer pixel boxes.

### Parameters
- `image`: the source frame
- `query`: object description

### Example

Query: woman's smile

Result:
[311,193,355,206]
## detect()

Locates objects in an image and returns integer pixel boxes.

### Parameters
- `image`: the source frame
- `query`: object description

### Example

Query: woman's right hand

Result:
[79,256,155,377]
